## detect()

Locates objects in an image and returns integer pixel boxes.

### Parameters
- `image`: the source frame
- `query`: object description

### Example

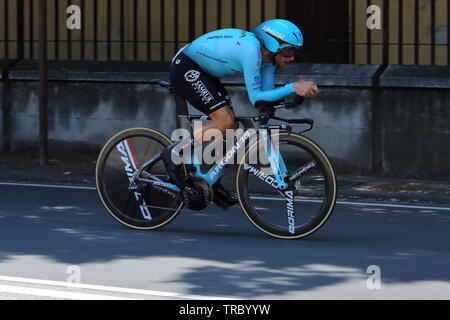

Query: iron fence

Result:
[0,0,283,61]
[351,0,450,65]
[0,0,449,65]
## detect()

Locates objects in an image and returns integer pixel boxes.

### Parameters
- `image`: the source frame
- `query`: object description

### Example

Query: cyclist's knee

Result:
[221,113,236,131]
[210,106,236,132]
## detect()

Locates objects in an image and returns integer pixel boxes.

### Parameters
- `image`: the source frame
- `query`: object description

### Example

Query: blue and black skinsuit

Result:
[170,28,295,114]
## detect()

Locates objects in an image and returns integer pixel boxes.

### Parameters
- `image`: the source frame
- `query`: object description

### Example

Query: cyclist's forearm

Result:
[248,83,294,106]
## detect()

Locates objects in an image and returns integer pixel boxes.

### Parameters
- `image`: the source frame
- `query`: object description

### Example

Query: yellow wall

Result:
[0,0,282,61]
[353,0,448,65]
[1,0,448,65]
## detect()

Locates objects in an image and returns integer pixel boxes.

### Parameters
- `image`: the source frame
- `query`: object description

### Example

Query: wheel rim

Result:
[97,130,183,229]
[237,133,337,239]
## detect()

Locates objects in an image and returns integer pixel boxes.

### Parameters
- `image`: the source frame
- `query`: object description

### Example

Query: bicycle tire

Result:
[236,132,337,239]
[96,127,184,230]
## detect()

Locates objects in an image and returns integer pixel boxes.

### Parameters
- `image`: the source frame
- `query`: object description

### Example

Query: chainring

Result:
[181,176,213,211]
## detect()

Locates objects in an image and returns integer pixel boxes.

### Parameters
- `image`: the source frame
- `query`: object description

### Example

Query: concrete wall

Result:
[1,60,450,179]
[0,60,10,154]
[8,83,374,174]
[224,86,374,174]
[0,73,3,154]
[379,66,450,178]
[10,82,177,149]
[379,88,450,178]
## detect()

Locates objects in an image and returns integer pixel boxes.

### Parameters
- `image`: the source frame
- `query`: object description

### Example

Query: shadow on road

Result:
[0,187,449,297]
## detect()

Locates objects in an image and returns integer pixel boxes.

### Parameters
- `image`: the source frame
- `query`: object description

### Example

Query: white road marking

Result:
[0,276,237,300]
[0,284,134,300]
[0,182,96,190]
[338,200,450,211]
[249,196,450,211]
[0,182,448,211]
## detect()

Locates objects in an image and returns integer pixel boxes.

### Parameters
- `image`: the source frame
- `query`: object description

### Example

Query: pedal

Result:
[212,182,239,211]
[212,195,231,211]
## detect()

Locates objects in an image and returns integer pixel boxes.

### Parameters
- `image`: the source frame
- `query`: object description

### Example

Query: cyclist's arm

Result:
[260,64,276,91]
[242,48,294,105]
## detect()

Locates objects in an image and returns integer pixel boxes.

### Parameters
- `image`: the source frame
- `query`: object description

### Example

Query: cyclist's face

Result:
[274,53,295,67]
[275,46,300,67]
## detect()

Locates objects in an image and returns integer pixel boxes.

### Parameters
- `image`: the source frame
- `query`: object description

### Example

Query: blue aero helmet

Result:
[253,19,303,58]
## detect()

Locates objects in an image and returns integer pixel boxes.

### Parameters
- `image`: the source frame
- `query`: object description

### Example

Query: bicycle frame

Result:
[130,82,313,194]
[187,125,289,191]
[131,120,290,193]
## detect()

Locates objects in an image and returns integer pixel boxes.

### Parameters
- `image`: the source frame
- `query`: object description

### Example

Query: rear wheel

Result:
[236,132,337,239]
[96,128,184,230]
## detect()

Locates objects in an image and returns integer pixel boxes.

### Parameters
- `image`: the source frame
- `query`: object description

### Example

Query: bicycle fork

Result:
[257,130,317,235]
[259,131,297,234]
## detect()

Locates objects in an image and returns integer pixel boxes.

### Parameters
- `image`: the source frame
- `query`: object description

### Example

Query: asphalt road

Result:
[0,183,449,300]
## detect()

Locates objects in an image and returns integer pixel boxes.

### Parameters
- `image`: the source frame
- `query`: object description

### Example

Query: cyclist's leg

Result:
[160,138,195,189]
[166,53,237,205]
[188,82,238,208]
[191,107,238,209]
[169,53,232,116]
[170,52,237,139]
[196,75,238,139]
[164,53,233,187]
[193,106,236,143]
[191,75,238,162]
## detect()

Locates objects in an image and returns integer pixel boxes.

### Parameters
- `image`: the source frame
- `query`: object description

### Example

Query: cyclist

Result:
[161,19,319,209]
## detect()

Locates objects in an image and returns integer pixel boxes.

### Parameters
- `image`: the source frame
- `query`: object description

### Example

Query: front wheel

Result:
[96,127,184,230]
[236,132,337,239]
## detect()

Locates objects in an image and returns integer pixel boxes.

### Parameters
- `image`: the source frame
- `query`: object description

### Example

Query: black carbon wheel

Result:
[236,132,337,239]
[96,128,184,230]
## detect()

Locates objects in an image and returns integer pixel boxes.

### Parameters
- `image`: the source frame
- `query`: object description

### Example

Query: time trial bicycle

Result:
[95,81,337,239]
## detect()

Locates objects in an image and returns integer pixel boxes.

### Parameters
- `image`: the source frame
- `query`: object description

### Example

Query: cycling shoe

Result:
[212,180,238,210]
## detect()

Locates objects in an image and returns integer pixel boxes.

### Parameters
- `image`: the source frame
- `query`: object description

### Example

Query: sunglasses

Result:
[277,46,301,58]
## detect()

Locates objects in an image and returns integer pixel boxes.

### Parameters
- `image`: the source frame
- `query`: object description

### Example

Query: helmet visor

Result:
[277,46,301,58]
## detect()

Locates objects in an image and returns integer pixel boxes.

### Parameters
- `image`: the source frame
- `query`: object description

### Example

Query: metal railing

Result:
[0,0,283,62]
[351,0,450,65]
[0,0,449,65]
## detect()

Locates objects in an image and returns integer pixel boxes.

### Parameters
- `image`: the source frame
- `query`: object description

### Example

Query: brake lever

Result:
[299,118,314,134]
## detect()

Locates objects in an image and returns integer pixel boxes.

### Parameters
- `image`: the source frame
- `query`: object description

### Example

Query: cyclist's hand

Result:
[292,80,319,97]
